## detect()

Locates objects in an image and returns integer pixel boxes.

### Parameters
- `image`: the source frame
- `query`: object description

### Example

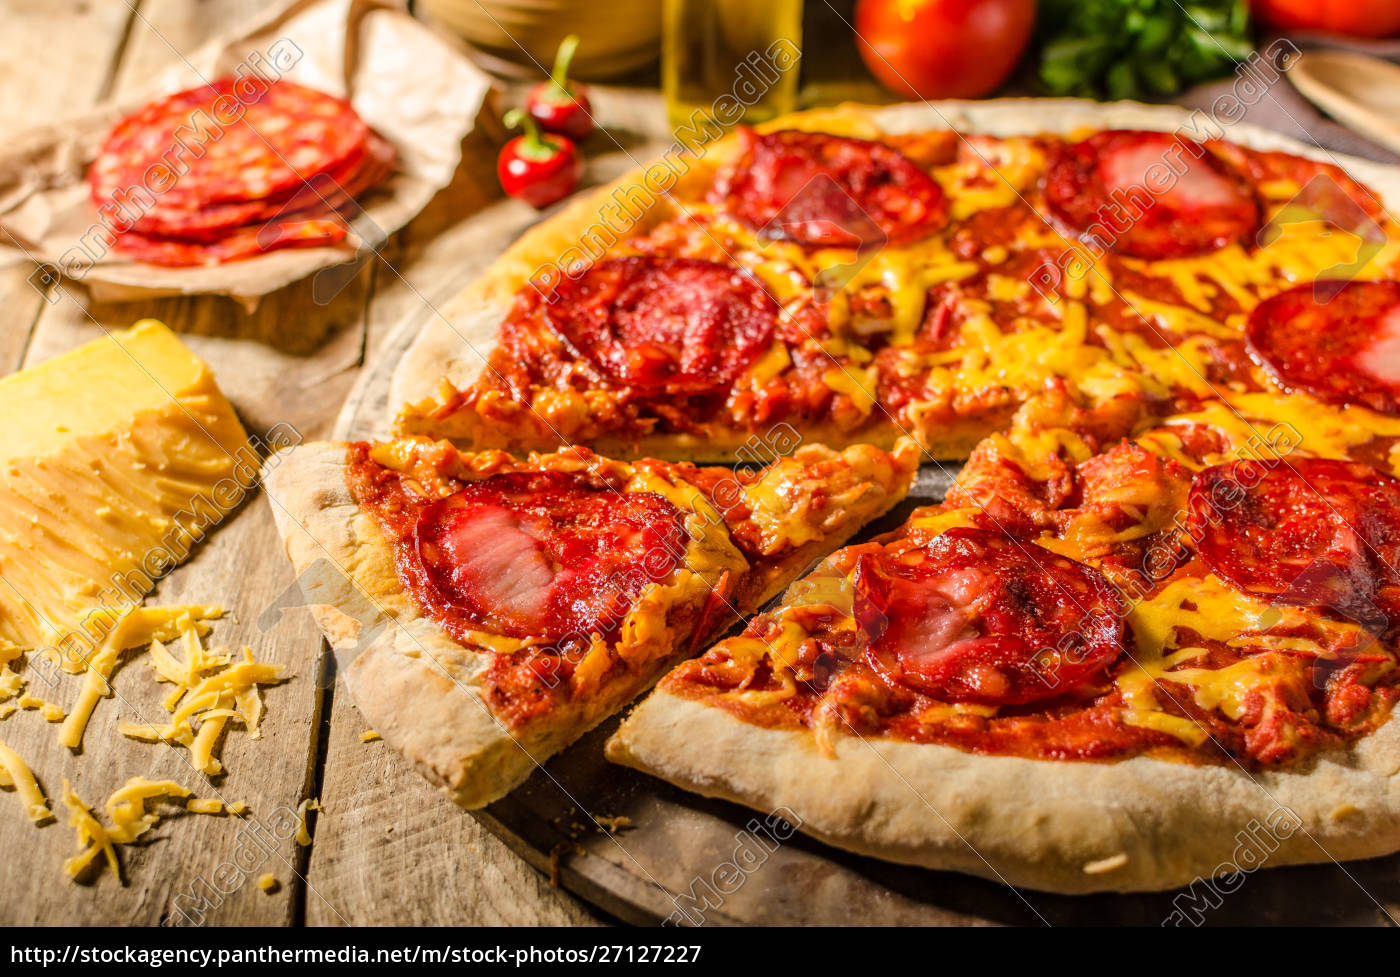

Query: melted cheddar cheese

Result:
[1115,576,1370,745]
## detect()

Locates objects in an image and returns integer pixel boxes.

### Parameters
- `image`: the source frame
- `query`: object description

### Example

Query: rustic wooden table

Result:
[0,0,634,926]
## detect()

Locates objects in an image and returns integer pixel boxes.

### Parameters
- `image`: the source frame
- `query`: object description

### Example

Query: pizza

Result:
[270,98,1400,893]
[608,379,1400,893]
[90,79,395,266]
[264,436,916,807]
[390,101,1400,462]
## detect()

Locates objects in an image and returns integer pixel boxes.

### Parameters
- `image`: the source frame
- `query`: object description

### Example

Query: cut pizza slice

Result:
[263,435,917,808]
[607,394,1400,894]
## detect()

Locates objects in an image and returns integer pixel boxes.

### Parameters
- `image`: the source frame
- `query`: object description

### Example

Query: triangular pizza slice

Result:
[264,435,917,808]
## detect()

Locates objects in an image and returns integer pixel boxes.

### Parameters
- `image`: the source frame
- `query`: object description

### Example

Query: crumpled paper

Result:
[0,0,496,308]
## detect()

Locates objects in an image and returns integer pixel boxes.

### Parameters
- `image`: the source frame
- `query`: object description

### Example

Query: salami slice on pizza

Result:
[264,436,917,808]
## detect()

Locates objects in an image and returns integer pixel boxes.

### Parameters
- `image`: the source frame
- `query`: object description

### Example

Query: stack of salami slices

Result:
[89,79,396,267]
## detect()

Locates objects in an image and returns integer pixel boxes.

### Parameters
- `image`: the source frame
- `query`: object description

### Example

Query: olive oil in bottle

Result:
[662,0,803,132]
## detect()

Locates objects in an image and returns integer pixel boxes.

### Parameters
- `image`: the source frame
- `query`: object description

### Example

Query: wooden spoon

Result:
[1289,50,1400,156]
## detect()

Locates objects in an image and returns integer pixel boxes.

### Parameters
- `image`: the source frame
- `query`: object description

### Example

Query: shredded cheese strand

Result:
[0,738,51,823]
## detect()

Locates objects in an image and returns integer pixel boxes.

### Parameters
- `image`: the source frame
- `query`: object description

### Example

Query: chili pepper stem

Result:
[503,108,559,161]
[549,34,580,98]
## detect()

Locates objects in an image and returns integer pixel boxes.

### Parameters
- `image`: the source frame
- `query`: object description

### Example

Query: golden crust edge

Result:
[606,688,1400,894]
[262,441,563,809]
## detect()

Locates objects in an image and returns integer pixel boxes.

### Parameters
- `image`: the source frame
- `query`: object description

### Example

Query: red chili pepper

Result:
[497,108,583,209]
[526,34,593,143]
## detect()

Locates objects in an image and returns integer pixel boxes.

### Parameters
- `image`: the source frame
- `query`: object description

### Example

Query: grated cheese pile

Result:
[59,776,237,883]
[0,604,292,886]
[52,604,221,751]
[117,623,287,777]
[34,603,285,776]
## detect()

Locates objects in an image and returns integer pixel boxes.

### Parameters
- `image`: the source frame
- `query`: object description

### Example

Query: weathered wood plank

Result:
[0,0,361,927]
[0,0,138,374]
[305,682,603,926]
[0,2,144,925]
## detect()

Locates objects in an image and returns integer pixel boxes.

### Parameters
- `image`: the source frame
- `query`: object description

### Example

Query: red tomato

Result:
[1252,0,1400,37]
[854,0,1035,100]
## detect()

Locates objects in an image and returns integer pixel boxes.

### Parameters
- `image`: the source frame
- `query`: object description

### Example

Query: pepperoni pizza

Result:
[265,436,916,808]
[272,99,1400,893]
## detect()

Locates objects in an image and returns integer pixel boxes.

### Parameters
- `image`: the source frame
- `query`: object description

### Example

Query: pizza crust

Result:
[389,97,1400,461]
[263,442,561,809]
[607,689,1400,894]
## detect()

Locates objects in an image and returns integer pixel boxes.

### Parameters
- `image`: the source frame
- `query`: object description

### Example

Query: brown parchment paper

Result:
[0,0,496,308]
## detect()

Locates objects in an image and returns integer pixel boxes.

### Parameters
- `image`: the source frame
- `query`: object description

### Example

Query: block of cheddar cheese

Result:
[0,319,253,660]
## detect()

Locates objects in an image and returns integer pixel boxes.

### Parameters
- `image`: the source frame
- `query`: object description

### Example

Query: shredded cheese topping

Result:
[0,605,290,885]
[0,665,23,703]
[62,777,185,882]
[686,158,1400,422]
[55,604,221,751]
[1115,576,1372,745]
[1162,391,1400,475]
[59,776,241,882]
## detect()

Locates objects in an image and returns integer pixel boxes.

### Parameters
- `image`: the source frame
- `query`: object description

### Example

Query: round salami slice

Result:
[542,257,778,395]
[90,79,368,214]
[126,130,396,242]
[1189,457,1400,622]
[1246,279,1400,416]
[707,129,949,248]
[271,130,397,218]
[110,218,348,267]
[414,472,689,643]
[852,528,1127,705]
[118,192,277,241]
[1044,130,1260,260]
